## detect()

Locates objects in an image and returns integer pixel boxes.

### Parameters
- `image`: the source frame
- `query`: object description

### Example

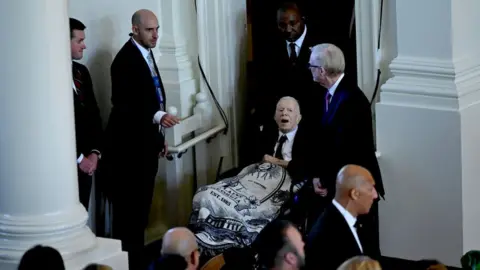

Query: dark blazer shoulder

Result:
[72,61,88,73]
[306,203,362,269]
[336,76,370,105]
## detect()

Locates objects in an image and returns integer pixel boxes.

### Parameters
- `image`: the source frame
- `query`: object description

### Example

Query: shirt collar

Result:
[328,73,345,97]
[332,199,357,228]
[286,25,308,49]
[131,37,151,59]
[278,126,298,142]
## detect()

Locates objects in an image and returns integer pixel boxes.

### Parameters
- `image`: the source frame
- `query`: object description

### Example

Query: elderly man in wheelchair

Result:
[189,96,311,257]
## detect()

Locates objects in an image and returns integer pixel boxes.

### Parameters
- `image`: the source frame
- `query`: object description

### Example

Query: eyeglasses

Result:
[308,64,321,69]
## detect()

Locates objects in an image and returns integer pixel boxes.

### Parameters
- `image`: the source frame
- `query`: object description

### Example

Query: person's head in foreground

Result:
[309,43,345,89]
[416,259,448,270]
[276,2,306,43]
[337,256,382,270]
[18,245,65,270]
[155,254,189,270]
[82,263,113,270]
[161,227,200,270]
[256,219,305,270]
[131,9,159,49]
[274,96,302,133]
[335,165,378,217]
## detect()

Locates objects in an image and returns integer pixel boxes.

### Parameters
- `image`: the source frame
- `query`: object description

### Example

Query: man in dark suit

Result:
[101,9,179,269]
[251,2,321,131]
[70,18,103,210]
[307,43,385,254]
[255,219,305,270]
[255,96,308,183]
[305,165,378,270]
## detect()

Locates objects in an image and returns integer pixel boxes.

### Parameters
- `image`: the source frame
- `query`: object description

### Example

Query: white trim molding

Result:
[380,54,480,110]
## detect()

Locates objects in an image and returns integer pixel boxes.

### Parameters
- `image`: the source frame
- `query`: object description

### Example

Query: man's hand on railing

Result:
[160,140,169,157]
[161,114,180,128]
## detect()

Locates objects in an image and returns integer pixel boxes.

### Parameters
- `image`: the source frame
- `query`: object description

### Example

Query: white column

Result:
[0,1,127,269]
[149,0,199,235]
[376,0,480,266]
[155,0,197,118]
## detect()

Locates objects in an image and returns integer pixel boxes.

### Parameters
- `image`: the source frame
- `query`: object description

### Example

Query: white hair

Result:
[277,96,301,114]
[310,43,345,76]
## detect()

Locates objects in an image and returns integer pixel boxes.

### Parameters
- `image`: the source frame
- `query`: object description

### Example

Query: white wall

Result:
[375,0,480,266]
[68,0,157,125]
[68,0,246,243]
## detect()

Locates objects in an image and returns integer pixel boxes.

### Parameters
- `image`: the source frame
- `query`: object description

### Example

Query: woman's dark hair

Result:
[18,245,65,270]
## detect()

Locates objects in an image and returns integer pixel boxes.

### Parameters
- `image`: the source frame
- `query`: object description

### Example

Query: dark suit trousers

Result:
[78,170,93,210]
[108,152,158,270]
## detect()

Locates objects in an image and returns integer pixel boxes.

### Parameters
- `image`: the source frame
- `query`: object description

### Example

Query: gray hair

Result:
[277,96,301,114]
[310,43,345,76]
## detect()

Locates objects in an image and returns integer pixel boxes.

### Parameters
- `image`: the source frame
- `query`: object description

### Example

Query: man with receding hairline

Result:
[305,165,378,270]
[101,8,179,269]
[161,227,200,270]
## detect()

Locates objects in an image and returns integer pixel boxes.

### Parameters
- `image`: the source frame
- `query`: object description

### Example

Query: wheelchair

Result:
[215,161,314,237]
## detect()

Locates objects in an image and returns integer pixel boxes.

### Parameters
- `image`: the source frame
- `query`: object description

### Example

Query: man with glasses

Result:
[307,43,384,259]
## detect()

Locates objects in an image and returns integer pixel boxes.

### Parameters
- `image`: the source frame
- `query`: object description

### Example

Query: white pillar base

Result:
[0,238,128,270]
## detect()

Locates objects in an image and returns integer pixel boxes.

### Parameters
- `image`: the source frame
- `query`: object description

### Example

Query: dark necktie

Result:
[274,135,287,159]
[147,53,165,111]
[325,92,332,112]
[354,220,365,252]
[289,42,297,62]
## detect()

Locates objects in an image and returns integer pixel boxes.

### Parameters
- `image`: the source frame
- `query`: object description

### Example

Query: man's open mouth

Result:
[281,119,289,123]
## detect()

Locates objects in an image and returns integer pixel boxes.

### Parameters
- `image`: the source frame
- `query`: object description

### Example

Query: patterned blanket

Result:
[189,163,293,257]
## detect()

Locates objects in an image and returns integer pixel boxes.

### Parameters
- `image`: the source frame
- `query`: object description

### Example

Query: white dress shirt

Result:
[332,199,363,252]
[131,38,166,124]
[286,25,307,57]
[273,127,298,161]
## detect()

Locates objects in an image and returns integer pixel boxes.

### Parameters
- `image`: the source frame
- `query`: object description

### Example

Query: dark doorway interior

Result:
[241,0,357,166]
[249,0,357,79]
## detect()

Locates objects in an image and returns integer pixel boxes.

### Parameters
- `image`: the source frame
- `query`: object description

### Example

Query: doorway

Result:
[241,0,357,165]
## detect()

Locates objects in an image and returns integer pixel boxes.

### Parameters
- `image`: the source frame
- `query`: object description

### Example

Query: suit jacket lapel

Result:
[297,31,313,66]
[331,205,363,255]
[322,80,347,124]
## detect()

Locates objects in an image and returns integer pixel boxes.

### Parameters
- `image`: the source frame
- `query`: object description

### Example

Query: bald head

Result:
[335,165,377,216]
[161,227,198,257]
[131,9,159,49]
[131,9,155,26]
[335,165,374,195]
